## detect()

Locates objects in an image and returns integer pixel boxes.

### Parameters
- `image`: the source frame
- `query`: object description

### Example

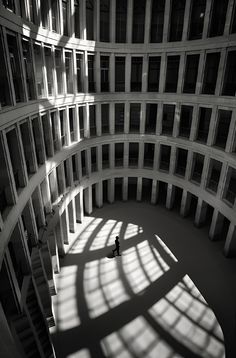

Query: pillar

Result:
[61,209,69,245]
[224,223,236,257]
[137,177,142,201]
[166,184,175,210]
[180,190,191,217]
[209,209,224,241]
[84,186,93,214]
[40,177,52,215]
[54,218,65,256]
[75,191,84,223]
[108,178,115,203]
[194,198,208,227]
[68,199,76,233]
[122,177,128,201]
[95,181,103,208]
[151,180,159,205]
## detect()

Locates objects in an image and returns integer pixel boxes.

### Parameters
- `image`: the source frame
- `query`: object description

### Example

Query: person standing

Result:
[112,236,121,256]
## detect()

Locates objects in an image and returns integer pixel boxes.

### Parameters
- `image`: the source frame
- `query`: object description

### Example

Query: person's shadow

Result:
[106,251,115,259]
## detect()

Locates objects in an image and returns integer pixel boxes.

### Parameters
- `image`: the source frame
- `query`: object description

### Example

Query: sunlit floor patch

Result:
[84,258,130,318]
[55,265,80,331]
[149,275,225,358]
[67,349,91,358]
[101,316,183,358]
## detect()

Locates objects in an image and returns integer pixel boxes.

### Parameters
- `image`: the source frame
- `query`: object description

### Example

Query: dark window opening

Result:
[148,57,161,92]
[131,57,143,91]
[183,54,199,93]
[132,0,146,43]
[162,104,175,135]
[116,0,127,43]
[165,56,180,92]
[197,107,211,143]
[169,0,186,42]
[202,52,220,94]
[145,104,157,133]
[150,0,165,43]
[179,105,193,138]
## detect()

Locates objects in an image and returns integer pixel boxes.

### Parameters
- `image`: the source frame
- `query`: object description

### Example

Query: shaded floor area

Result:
[50,202,236,358]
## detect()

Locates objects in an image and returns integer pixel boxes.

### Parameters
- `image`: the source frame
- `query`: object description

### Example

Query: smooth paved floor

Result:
[51,202,236,358]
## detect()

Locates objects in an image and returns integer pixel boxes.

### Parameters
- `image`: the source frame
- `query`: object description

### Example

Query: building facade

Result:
[0,0,236,357]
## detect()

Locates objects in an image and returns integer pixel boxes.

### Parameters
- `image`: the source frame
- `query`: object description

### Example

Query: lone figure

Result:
[112,236,121,256]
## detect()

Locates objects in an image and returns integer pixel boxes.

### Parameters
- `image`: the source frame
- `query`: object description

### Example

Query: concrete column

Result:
[136,177,142,201]
[224,0,234,36]
[124,142,129,168]
[108,178,115,203]
[162,0,171,42]
[194,198,208,227]
[180,190,191,217]
[224,223,236,257]
[153,142,160,171]
[110,102,115,134]
[109,143,115,169]
[75,191,84,223]
[202,0,212,39]
[207,107,218,146]
[142,54,148,93]
[80,0,86,40]
[110,53,115,92]
[48,230,60,273]
[182,0,191,41]
[200,156,211,189]
[173,103,181,137]
[55,218,65,256]
[110,0,116,42]
[195,51,205,95]
[65,107,71,146]
[96,103,102,136]
[215,49,227,96]
[125,54,131,92]
[74,104,79,142]
[169,146,177,174]
[23,199,38,243]
[95,52,101,93]
[40,177,52,214]
[156,102,163,135]
[144,0,152,43]
[177,53,185,93]
[225,108,236,153]
[159,54,166,93]
[61,209,69,244]
[85,103,90,138]
[140,103,146,134]
[189,106,199,141]
[209,209,224,241]
[151,180,159,204]
[126,0,133,43]
[185,151,194,181]
[84,51,89,93]
[138,142,144,169]
[166,184,175,210]
[124,102,130,133]
[84,186,93,214]
[95,181,103,208]
[68,199,76,233]
[216,162,228,199]
[122,177,128,201]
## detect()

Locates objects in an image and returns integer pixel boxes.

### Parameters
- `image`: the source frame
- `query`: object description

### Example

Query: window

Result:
[145,104,157,133]
[28,0,36,24]
[179,105,193,138]
[62,0,68,36]
[115,57,125,91]
[79,106,85,138]
[231,2,236,33]
[165,56,180,92]
[7,33,24,103]
[150,0,165,43]
[131,57,143,91]
[116,0,127,43]
[132,0,146,43]
[69,108,75,142]
[65,51,73,94]
[44,47,54,96]
[214,110,231,149]
[86,0,94,40]
[3,0,15,12]
[55,48,63,94]
[33,43,45,97]
[51,0,59,32]
[0,138,14,214]
[88,55,95,92]
[222,51,236,96]
[189,0,206,40]
[209,0,228,37]
[101,104,109,133]
[41,1,49,28]
[148,57,161,92]
[100,0,110,42]
[175,148,188,176]
[115,143,124,167]
[224,168,236,205]
[169,0,185,41]
[183,54,199,93]
[159,145,171,171]
[91,147,97,172]
[129,143,139,167]
[32,117,45,165]
[102,144,109,168]
[101,56,109,92]
[162,104,175,135]
[207,159,222,192]
[59,110,66,147]
[144,143,154,168]
[81,150,86,176]
[115,103,124,132]
[51,112,58,151]
[197,107,212,142]
[22,39,35,100]
[191,153,204,183]
[130,104,141,132]
[20,121,36,175]
[202,53,220,94]
[74,0,80,38]
[76,53,83,92]
[0,32,11,107]
[89,105,96,136]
